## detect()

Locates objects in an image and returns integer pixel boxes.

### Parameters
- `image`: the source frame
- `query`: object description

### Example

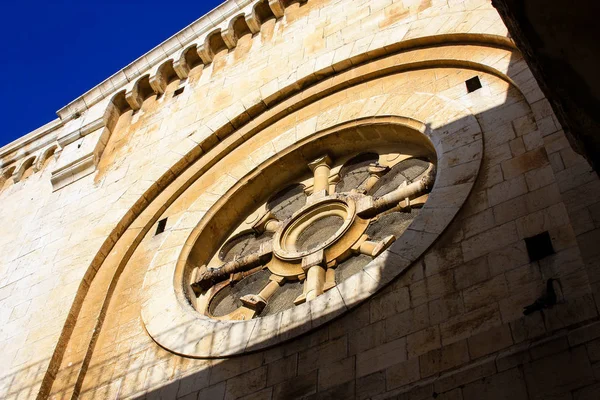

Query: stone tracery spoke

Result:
[356,163,436,219]
[191,243,273,295]
[224,274,285,320]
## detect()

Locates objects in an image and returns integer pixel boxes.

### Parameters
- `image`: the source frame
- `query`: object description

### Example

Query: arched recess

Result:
[204,30,229,62]
[125,75,154,111]
[42,35,539,397]
[0,166,16,192]
[34,144,59,172]
[254,0,277,24]
[13,156,36,182]
[226,14,253,47]
[149,60,178,95]
[173,44,203,80]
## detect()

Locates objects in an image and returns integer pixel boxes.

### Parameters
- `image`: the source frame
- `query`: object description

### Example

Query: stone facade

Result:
[0,0,599,399]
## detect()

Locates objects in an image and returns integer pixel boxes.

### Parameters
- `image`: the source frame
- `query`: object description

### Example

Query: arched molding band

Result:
[3,141,60,185]
[142,110,482,357]
[40,38,536,396]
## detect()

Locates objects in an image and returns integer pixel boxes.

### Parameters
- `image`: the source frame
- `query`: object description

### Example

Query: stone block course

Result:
[273,370,317,400]
[433,358,497,394]
[298,336,347,375]
[501,147,549,180]
[224,367,267,400]
[407,326,442,359]
[317,356,355,391]
[440,304,502,346]
[463,367,528,400]
[461,221,519,262]
[462,274,508,311]
[467,324,514,359]
[357,371,386,400]
[357,337,407,378]
[524,346,595,400]
[385,357,421,391]
[386,303,431,341]
[429,293,465,326]
[266,353,297,387]
[419,340,470,378]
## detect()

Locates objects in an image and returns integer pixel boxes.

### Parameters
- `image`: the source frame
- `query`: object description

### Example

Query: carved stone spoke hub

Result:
[191,152,436,321]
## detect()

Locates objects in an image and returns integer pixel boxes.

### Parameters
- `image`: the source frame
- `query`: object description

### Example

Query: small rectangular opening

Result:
[525,231,555,262]
[156,218,168,235]
[173,87,185,97]
[466,76,482,93]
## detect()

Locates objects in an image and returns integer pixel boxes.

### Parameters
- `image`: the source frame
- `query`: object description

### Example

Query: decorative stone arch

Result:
[13,156,37,183]
[125,74,154,111]
[34,144,59,172]
[0,165,16,191]
[223,14,253,49]
[173,44,203,80]
[143,104,482,357]
[41,34,548,397]
[149,59,178,95]
[253,0,277,25]
[199,29,229,64]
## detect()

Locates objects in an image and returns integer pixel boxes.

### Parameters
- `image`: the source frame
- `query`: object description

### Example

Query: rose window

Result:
[189,151,436,321]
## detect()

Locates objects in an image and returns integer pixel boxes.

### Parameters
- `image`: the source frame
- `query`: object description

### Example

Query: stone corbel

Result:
[149,64,168,95]
[197,44,213,65]
[125,84,144,111]
[221,28,238,49]
[172,58,190,80]
[245,14,261,34]
[33,145,59,172]
[12,156,36,183]
[268,0,285,19]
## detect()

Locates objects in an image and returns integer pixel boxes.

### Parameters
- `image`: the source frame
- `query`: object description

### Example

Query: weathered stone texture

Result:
[0,0,599,399]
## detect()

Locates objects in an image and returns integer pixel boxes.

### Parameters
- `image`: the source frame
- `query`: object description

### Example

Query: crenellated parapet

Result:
[0,0,309,192]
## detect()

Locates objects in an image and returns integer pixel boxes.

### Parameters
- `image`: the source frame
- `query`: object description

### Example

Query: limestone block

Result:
[266,353,297,387]
[385,357,420,391]
[297,336,347,375]
[317,356,355,391]
[462,274,509,312]
[407,326,442,358]
[419,339,470,378]
[433,358,498,394]
[356,337,407,378]
[463,367,528,400]
[524,346,595,400]
[440,304,502,346]
[468,324,514,359]
[272,370,317,400]
[224,367,267,400]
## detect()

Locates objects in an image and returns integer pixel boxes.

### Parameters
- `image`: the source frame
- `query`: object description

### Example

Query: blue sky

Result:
[0,0,223,147]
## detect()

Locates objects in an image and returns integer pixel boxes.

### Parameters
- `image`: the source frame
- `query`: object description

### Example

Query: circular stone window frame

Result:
[141,115,483,358]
